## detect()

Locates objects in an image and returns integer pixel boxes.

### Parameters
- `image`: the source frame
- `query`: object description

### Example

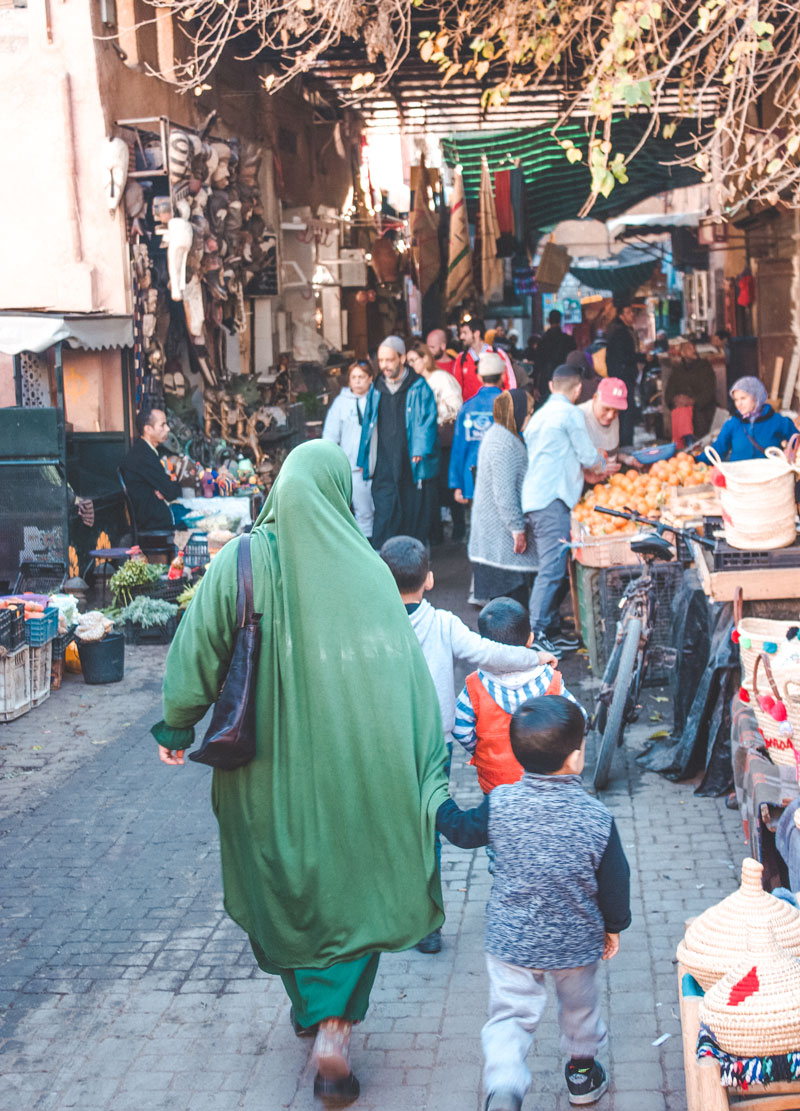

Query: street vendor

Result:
[665,340,717,443]
[579,378,641,483]
[120,408,183,531]
[700,376,798,462]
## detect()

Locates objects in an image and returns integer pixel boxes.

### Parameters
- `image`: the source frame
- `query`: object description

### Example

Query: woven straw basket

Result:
[699,922,800,1056]
[733,587,800,694]
[676,858,800,989]
[751,653,800,771]
[705,446,799,551]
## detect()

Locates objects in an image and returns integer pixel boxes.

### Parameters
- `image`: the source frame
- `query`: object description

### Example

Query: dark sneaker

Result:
[549,631,581,652]
[531,633,562,660]
[290,1005,319,1038]
[565,1059,608,1105]
[485,1090,522,1111]
[415,928,442,954]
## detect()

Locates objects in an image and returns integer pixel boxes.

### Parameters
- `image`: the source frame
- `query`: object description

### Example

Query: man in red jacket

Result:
[452,317,516,401]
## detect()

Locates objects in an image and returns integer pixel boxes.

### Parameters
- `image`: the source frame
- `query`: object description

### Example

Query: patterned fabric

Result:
[486,774,613,969]
[446,169,474,311]
[697,1025,800,1089]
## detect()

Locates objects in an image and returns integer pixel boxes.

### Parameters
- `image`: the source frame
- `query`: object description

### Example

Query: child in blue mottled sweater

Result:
[436,695,631,1111]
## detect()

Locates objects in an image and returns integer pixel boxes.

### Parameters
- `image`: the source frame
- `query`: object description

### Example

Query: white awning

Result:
[607,210,704,239]
[0,314,133,355]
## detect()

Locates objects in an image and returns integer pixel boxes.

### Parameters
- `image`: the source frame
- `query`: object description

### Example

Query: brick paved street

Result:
[0,542,745,1111]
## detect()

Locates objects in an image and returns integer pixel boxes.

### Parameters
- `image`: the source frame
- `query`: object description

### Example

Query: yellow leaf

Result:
[263,74,276,90]
[767,157,782,174]
[442,62,461,85]
[476,60,490,79]
[787,134,800,156]
[420,39,435,62]
[566,147,583,163]
[435,31,449,50]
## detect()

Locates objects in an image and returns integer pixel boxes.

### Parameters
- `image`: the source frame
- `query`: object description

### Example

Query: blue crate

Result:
[631,443,676,466]
[25,605,59,646]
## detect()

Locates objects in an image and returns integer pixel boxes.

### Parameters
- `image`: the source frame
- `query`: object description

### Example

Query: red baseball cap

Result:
[596,377,628,410]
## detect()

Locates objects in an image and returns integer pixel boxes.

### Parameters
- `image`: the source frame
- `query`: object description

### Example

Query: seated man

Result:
[121,408,182,531]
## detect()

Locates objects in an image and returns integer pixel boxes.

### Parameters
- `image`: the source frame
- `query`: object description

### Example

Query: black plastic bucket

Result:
[77,631,125,684]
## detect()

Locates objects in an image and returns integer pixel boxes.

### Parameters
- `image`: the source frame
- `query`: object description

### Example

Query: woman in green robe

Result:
[152,439,450,1106]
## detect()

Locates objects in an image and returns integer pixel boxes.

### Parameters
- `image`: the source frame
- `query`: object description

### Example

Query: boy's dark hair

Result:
[510,695,585,774]
[478,597,530,646]
[479,372,503,385]
[547,309,563,326]
[379,535,429,593]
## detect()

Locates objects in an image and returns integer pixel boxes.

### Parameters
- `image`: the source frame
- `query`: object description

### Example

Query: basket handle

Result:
[784,678,800,703]
[733,585,743,627]
[754,651,781,701]
[786,432,800,464]
[705,446,723,470]
[764,445,800,474]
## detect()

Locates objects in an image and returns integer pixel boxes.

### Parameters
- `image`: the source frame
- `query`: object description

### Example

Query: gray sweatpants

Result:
[482,954,608,1099]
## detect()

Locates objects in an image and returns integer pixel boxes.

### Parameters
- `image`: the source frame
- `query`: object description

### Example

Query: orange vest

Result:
[466,669,563,793]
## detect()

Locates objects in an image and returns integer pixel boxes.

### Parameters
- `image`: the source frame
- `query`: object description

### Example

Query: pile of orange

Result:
[573,453,710,536]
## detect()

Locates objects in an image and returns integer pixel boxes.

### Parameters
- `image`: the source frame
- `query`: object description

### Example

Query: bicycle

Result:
[588,505,715,791]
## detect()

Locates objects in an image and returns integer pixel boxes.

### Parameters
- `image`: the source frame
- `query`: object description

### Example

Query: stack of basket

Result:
[678,858,800,1071]
[733,588,800,774]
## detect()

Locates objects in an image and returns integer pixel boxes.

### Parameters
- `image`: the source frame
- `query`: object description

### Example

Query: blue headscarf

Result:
[730,376,768,423]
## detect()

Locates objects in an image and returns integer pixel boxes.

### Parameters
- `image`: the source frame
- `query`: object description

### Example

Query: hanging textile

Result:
[445,168,474,311]
[494,170,514,257]
[410,158,441,297]
[479,157,504,304]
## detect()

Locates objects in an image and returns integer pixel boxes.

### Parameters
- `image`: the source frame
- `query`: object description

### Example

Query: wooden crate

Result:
[29,642,52,708]
[690,539,800,603]
[0,645,31,722]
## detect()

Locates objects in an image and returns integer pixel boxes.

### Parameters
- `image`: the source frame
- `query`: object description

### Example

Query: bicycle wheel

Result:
[592,616,642,792]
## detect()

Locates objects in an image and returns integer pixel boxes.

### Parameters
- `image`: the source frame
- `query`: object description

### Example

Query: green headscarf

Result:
[156,440,449,968]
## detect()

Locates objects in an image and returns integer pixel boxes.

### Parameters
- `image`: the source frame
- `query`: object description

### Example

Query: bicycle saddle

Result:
[629,534,675,561]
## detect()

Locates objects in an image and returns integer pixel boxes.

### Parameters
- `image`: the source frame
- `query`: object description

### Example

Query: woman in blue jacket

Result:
[701,376,797,462]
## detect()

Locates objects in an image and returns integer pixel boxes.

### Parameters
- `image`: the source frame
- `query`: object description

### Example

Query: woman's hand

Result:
[453,489,470,505]
[512,530,527,554]
[158,746,185,766]
[537,651,558,667]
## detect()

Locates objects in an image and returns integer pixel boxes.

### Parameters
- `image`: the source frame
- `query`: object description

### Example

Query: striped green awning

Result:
[441,117,701,236]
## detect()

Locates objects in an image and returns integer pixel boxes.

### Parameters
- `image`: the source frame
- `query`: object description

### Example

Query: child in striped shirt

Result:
[453,597,586,795]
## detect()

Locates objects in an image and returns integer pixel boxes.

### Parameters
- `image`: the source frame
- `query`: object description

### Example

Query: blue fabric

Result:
[700,406,798,463]
[526,499,572,635]
[521,393,603,512]
[448,386,501,498]
[776,796,800,893]
[357,374,439,482]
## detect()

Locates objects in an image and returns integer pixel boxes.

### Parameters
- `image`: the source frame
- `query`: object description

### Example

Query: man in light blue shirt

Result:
[522,364,615,652]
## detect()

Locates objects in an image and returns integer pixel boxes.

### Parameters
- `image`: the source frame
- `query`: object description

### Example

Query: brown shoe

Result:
[313,1018,352,1080]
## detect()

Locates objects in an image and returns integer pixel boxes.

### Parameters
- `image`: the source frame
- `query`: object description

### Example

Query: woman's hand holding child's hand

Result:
[602,932,619,960]
[512,530,527,555]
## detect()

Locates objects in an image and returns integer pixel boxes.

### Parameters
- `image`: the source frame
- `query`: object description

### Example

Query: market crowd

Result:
[151,305,794,1111]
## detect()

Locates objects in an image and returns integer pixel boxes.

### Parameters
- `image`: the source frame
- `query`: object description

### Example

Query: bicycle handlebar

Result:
[593,505,716,549]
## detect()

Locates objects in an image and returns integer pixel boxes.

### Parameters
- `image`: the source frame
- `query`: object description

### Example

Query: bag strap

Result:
[743,431,768,457]
[733,585,743,627]
[236,533,255,629]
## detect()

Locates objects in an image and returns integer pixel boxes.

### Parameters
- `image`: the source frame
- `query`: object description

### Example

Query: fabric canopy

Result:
[607,209,703,239]
[0,314,133,355]
[441,117,702,236]
[568,257,658,293]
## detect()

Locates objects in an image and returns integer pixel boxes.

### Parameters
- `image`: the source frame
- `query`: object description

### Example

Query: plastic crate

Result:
[24,605,59,646]
[29,642,52,707]
[599,562,683,686]
[13,561,66,595]
[712,536,800,572]
[0,605,26,654]
[0,645,31,722]
[184,533,209,567]
[51,626,76,661]
[121,615,178,646]
[149,577,187,603]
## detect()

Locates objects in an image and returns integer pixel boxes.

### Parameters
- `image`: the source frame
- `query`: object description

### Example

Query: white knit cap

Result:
[478,351,505,378]
[379,335,406,357]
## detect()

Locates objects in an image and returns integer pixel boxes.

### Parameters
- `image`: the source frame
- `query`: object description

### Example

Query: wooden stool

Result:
[678,966,800,1110]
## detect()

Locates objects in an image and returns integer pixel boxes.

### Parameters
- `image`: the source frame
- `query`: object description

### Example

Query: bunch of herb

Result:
[118,596,178,629]
[176,582,200,610]
[109,560,162,606]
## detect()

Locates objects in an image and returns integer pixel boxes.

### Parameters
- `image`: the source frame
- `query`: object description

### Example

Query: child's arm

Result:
[452,684,478,753]
[596,820,631,953]
[449,614,553,671]
[436,795,489,848]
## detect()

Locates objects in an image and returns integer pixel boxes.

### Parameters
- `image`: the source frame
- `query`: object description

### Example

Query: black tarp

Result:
[637,568,736,796]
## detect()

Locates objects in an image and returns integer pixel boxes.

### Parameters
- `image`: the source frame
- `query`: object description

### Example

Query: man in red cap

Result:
[579,378,641,477]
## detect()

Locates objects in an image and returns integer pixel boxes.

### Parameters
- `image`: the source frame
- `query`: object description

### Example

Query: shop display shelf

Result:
[29,642,52,708]
[0,645,31,722]
[24,605,59,646]
[712,536,800,572]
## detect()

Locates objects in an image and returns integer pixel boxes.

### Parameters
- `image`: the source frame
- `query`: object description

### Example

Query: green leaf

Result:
[599,170,615,198]
[638,79,653,106]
